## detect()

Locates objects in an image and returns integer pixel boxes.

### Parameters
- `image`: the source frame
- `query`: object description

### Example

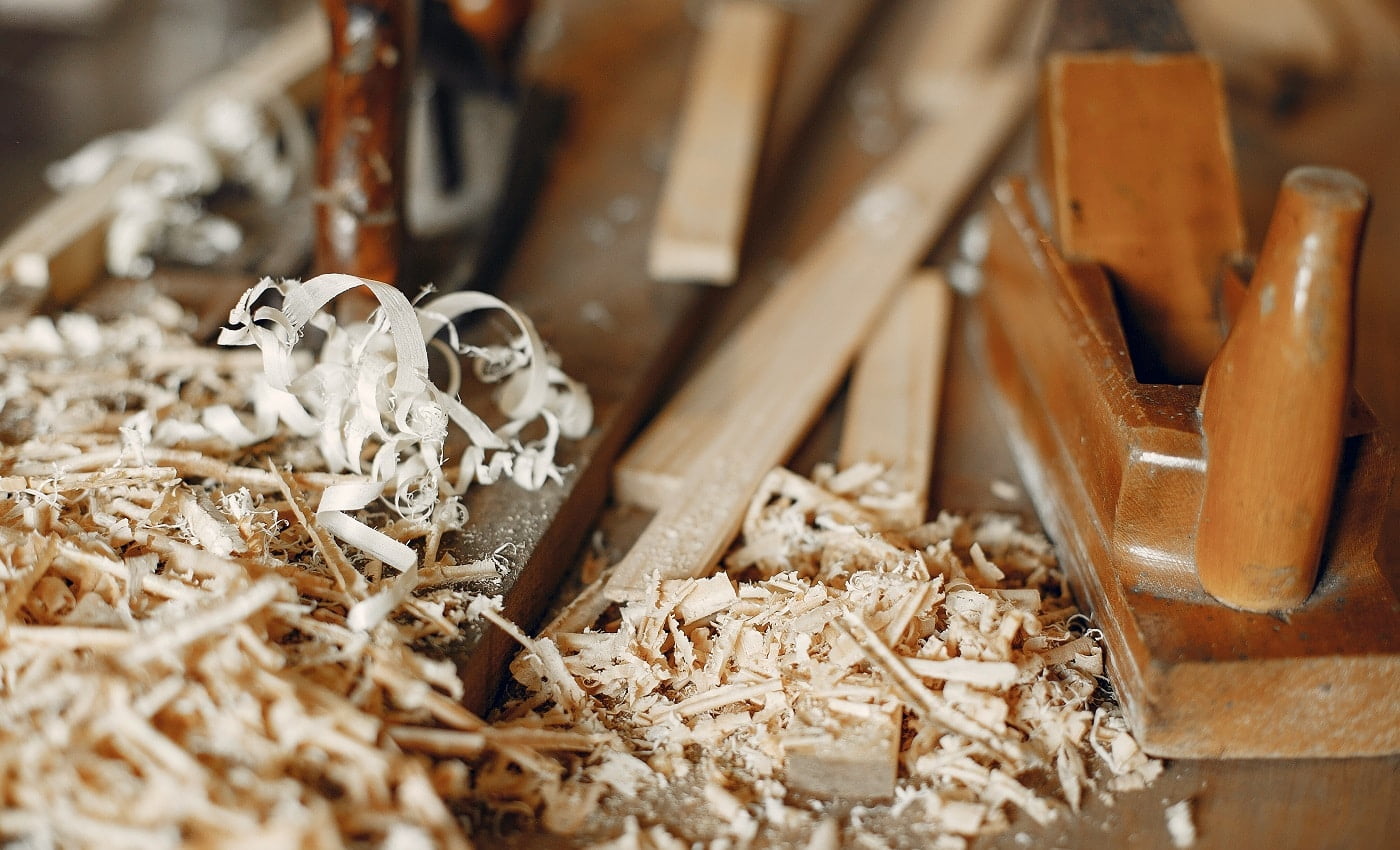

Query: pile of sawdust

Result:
[0,287,588,849]
[477,465,1161,849]
[0,291,1159,849]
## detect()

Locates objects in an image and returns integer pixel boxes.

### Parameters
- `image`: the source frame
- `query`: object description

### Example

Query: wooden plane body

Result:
[971,52,1400,758]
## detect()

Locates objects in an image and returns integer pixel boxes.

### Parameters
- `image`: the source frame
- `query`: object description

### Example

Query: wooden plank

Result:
[0,5,327,316]
[594,68,1032,611]
[837,270,953,527]
[648,0,786,284]
[899,0,1024,116]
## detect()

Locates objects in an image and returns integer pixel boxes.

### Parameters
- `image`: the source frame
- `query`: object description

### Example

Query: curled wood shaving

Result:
[46,94,312,278]
[0,285,591,848]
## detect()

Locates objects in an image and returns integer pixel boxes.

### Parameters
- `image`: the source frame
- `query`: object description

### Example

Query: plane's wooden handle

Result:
[1197,166,1369,612]
[315,0,417,286]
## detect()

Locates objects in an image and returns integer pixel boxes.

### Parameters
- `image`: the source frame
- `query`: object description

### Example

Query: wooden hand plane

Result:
[971,47,1399,758]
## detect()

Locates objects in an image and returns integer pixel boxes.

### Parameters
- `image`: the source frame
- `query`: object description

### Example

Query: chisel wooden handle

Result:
[1197,166,1369,612]
[315,0,417,285]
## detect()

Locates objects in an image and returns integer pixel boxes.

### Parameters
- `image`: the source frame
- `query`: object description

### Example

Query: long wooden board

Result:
[837,270,953,526]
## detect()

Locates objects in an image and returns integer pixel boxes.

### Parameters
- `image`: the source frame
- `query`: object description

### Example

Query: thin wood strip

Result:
[0,6,327,313]
[614,68,1030,513]
[648,0,787,284]
[386,725,600,757]
[837,271,954,526]
[899,0,1024,116]
[595,68,1032,612]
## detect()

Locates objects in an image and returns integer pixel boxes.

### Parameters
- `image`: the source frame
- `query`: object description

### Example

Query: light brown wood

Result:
[0,164,130,318]
[593,67,1032,611]
[837,271,953,526]
[5,0,1400,842]
[899,0,1025,116]
[1179,0,1345,89]
[616,67,1032,513]
[1197,167,1368,612]
[757,0,879,196]
[783,702,902,802]
[975,160,1399,756]
[0,6,327,317]
[648,0,787,284]
[1042,52,1245,384]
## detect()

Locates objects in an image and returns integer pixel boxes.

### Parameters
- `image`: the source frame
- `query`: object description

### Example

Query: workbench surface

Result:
[1,1,1396,847]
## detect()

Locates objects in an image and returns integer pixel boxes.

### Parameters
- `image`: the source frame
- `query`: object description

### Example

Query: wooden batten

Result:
[648,0,787,284]
[837,271,954,527]
[617,67,1033,512]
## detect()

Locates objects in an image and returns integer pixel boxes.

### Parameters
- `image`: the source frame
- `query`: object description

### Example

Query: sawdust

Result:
[1,287,1161,849]
[474,463,1163,848]
[0,285,587,849]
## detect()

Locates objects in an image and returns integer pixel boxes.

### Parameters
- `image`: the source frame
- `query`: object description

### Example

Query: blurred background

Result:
[0,0,1396,461]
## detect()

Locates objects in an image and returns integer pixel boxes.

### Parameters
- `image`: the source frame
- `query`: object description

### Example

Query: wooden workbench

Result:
[1,1,1395,847]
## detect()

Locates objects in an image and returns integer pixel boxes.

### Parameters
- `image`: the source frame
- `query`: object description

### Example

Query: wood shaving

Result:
[0,283,590,848]
[2,284,1159,847]
[46,94,312,278]
[479,461,1162,846]
[1165,798,1197,848]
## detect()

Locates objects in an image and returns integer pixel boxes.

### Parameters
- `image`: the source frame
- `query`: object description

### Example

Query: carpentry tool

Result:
[316,0,567,293]
[315,0,417,285]
[970,0,1399,757]
[406,0,571,291]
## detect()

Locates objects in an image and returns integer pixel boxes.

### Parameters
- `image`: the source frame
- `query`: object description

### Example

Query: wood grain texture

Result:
[1198,168,1367,611]
[899,0,1025,116]
[1041,53,1243,384]
[837,271,953,526]
[595,68,1033,611]
[648,0,786,284]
